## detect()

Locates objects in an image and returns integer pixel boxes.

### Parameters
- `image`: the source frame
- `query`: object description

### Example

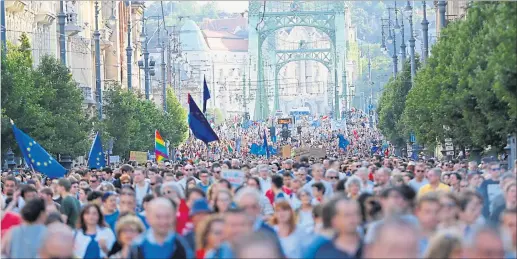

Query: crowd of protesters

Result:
[1,113,517,259]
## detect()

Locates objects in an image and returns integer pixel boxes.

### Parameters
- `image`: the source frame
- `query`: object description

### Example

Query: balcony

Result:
[5,0,27,13]
[65,12,83,36]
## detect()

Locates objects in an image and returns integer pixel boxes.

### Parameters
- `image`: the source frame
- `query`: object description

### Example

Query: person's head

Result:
[120,174,131,186]
[211,163,222,180]
[215,189,233,213]
[21,184,38,201]
[147,197,177,235]
[414,163,426,180]
[3,176,17,196]
[233,230,284,259]
[487,161,501,180]
[423,231,463,259]
[79,179,89,189]
[468,161,478,171]
[119,189,137,214]
[57,178,71,195]
[380,187,405,215]
[196,215,225,251]
[458,190,483,225]
[365,217,420,258]
[271,175,283,191]
[234,187,262,218]
[217,179,232,191]
[296,167,307,182]
[78,188,91,202]
[223,207,254,242]
[325,169,339,184]
[114,215,145,247]
[186,187,206,208]
[356,167,369,182]
[199,169,210,184]
[311,164,324,180]
[132,167,146,184]
[163,172,175,183]
[246,177,261,191]
[415,193,441,232]
[345,175,363,197]
[375,167,391,186]
[311,182,325,199]
[70,180,79,195]
[298,188,313,206]
[281,171,293,188]
[463,224,507,259]
[438,192,460,223]
[89,174,100,189]
[39,223,75,259]
[501,208,517,247]
[428,168,443,185]
[184,164,195,176]
[77,203,104,231]
[290,178,302,193]
[258,165,269,179]
[270,200,296,234]
[102,168,113,181]
[20,198,47,224]
[327,195,361,235]
[150,175,163,188]
[160,182,184,202]
[39,187,54,202]
[449,172,462,186]
[102,191,118,213]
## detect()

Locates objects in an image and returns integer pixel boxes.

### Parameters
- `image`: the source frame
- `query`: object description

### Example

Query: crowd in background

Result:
[1,114,516,259]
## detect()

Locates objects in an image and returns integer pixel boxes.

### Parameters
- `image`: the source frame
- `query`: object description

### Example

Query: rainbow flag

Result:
[155,130,168,162]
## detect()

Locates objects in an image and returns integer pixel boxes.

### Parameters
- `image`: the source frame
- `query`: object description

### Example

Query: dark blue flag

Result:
[88,132,105,169]
[338,134,350,150]
[11,122,66,178]
[371,146,380,155]
[203,76,210,113]
[263,129,270,158]
[188,94,219,144]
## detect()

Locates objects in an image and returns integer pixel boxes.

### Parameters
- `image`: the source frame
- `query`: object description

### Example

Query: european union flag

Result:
[263,129,270,159]
[88,132,105,169]
[188,94,219,144]
[338,134,350,150]
[371,146,380,155]
[203,76,210,113]
[11,122,66,178]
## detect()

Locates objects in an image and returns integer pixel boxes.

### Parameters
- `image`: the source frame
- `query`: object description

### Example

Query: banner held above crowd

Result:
[87,132,105,170]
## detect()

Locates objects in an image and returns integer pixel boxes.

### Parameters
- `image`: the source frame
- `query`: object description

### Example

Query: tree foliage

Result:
[100,86,188,160]
[399,2,517,151]
[1,34,90,157]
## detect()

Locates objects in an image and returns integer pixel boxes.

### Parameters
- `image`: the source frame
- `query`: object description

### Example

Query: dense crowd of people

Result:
[1,114,516,259]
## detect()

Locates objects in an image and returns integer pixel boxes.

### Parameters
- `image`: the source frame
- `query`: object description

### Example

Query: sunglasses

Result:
[328,176,339,179]
[89,180,97,183]
[161,190,174,195]
[186,168,194,171]
[122,181,130,185]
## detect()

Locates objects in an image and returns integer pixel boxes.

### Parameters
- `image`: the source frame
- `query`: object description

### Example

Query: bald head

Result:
[39,223,75,259]
[147,197,176,235]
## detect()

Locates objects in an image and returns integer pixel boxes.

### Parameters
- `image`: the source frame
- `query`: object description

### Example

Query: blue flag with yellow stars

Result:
[11,122,66,178]
[188,94,219,144]
[88,132,106,169]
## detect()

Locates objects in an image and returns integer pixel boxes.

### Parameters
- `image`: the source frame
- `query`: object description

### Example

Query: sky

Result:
[198,1,249,13]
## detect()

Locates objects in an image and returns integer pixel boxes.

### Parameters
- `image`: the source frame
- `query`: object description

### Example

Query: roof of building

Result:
[180,19,209,51]
[200,16,248,34]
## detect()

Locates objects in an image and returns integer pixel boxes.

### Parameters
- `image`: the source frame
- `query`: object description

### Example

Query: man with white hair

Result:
[38,223,75,259]
[234,187,275,234]
[356,167,374,193]
[257,165,271,195]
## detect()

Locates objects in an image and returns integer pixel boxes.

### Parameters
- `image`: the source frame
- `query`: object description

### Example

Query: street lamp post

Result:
[58,0,66,65]
[139,16,152,100]
[405,1,416,85]
[389,8,398,77]
[94,1,102,120]
[438,0,447,29]
[421,1,429,63]
[160,26,167,111]
[126,1,132,91]
[395,7,406,68]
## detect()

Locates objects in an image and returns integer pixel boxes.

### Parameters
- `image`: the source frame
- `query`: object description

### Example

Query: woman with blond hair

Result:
[423,231,462,259]
[270,200,304,258]
[195,215,224,259]
[109,215,145,259]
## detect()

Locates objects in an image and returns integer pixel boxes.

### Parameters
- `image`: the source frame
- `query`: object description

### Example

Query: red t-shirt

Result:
[176,199,191,235]
[265,187,292,205]
[1,212,22,237]
[196,249,206,259]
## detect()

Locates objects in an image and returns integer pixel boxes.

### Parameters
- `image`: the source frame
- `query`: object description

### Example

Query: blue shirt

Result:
[104,210,120,232]
[304,235,363,259]
[131,229,193,259]
[197,182,210,193]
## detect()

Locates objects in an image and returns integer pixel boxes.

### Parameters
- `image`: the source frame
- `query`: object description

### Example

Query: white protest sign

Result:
[221,169,246,188]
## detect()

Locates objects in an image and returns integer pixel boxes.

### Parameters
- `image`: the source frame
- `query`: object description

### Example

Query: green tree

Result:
[1,34,90,157]
[402,2,517,151]
[33,55,91,156]
[162,88,188,147]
